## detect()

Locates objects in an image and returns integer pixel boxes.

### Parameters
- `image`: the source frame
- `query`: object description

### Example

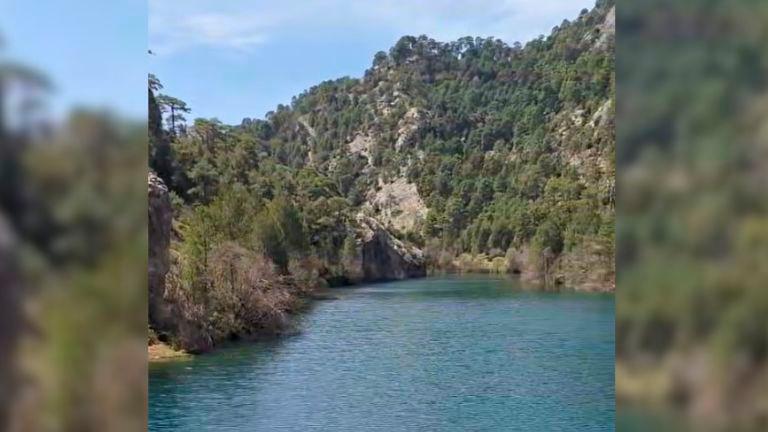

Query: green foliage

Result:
[148,80,172,183]
[152,0,614,293]
[532,221,564,255]
[156,94,191,137]
[255,197,307,273]
[177,205,215,304]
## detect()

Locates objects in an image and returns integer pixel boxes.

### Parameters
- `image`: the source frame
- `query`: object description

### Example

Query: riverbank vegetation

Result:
[149,0,615,352]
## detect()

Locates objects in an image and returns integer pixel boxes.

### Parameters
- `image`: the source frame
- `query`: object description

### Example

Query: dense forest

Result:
[149,0,615,350]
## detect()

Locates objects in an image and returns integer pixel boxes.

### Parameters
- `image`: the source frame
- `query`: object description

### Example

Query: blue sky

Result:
[0,0,147,120]
[150,0,596,125]
[1,0,595,124]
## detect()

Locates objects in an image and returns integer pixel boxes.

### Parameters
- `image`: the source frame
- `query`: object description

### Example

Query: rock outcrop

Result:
[395,107,425,151]
[352,214,426,281]
[594,6,615,51]
[148,172,172,332]
[347,134,375,166]
[365,177,427,233]
[148,172,212,353]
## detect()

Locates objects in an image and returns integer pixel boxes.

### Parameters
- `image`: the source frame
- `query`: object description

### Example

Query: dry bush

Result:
[207,242,297,339]
[288,255,327,294]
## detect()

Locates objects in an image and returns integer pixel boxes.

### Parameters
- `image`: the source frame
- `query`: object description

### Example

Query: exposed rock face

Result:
[148,172,172,332]
[347,133,374,166]
[506,244,614,292]
[590,99,613,129]
[595,6,616,51]
[148,172,212,353]
[365,176,427,233]
[395,107,425,151]
[298,115,319,165]
[353,214,426,281]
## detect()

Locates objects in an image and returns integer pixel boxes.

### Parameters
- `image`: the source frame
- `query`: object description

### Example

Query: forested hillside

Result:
[149,0,614,350]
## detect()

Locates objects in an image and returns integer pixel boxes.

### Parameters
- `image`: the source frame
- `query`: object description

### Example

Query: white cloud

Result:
[149,0,593,55]
[182,14,266,48]
[149,0,284,54]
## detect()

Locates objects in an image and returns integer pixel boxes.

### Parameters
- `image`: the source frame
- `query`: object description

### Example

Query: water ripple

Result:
[150,276,614,431]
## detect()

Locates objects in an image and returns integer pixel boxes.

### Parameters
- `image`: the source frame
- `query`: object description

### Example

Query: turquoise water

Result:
[149,276,615,431]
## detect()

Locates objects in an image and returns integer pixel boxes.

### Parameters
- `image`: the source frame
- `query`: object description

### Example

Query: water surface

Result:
[150,276,614,431]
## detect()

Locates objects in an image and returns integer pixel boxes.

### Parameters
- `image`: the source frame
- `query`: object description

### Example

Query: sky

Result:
[150,0,596,125]
[1,0,595,124]
[0,0,147,121]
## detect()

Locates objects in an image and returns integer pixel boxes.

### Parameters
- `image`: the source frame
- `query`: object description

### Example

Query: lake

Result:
[149,276,615,431]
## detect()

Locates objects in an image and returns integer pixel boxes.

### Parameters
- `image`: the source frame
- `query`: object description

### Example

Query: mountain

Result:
[148,0,615,351]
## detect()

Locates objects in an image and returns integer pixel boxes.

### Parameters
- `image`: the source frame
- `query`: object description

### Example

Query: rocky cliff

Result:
[354,214,426,281]
[148,172,212,353]
[148,172,172,331]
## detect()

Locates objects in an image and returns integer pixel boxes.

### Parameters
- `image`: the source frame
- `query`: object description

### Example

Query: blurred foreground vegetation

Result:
[617,0,768,429]
[1,45,146,432]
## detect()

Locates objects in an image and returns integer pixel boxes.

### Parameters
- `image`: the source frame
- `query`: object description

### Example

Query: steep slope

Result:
[149,1,615,352]
[226,0,615,289]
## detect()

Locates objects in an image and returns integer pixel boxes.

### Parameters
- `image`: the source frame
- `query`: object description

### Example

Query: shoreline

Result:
[148,342,191,362]
[427,268,615,293]
[148,273,612,362]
